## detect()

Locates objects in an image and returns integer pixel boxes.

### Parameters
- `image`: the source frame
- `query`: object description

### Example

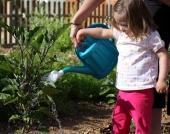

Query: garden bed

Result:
[50,103,170,134]
[0,102,170,133]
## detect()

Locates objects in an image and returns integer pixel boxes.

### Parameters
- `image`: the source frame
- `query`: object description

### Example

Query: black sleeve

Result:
[153,4,170,49]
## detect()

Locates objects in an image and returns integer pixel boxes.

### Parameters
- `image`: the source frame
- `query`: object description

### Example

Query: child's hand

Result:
[156,80,168,93]
[76,29,86,45]
[70,24,82,47]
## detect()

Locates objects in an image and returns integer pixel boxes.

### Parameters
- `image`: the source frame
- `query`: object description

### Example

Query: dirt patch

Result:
[1,102,170,134]
[30,102,170,134]
[29,102,113,134]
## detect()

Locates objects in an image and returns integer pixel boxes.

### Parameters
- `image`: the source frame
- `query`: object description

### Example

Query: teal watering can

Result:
[45,23,119,83]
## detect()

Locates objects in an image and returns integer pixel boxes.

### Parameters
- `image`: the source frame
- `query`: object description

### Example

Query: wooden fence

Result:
[0,0,113,47]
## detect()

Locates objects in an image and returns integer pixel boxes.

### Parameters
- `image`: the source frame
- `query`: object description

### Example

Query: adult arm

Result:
[71,0,105,24]
[70,0,104,46]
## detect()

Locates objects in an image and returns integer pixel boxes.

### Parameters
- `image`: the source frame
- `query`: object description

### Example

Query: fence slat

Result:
[48,1,51,17]
[26,0,30,26]
[53,1,56,14]
[58,1,61,20]
[9,0,13,45]
[102,4,105,23]
[67,1,70,23]
[0,20,1,45]
[4,0,7,46]
[0,0,113,47]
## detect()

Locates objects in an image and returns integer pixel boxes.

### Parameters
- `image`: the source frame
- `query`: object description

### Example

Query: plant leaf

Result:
[0,93,11,101]
[107,99,115,104]
[9,114,21,122]
[2,85,19,92]
[106,94,115,98]
[99,89,110,96]
[36,107,49,115]
[4,97,19,105]
[0,21,15,35]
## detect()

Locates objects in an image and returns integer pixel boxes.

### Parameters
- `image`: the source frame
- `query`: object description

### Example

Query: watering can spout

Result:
[63,66,93,75]
[43,66,94,83]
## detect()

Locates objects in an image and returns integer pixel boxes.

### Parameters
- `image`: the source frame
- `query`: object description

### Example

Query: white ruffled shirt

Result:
[113,28,165,90]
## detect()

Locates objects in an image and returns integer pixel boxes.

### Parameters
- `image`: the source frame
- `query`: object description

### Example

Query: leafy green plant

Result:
[55,71,117,105]
[0,20,68,131]
[99,70,117,104]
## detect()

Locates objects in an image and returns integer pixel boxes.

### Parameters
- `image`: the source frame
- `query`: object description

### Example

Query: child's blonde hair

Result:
[112,0,156,39]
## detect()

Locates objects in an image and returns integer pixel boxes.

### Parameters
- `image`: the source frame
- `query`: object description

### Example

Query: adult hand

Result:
[70,24,82,47]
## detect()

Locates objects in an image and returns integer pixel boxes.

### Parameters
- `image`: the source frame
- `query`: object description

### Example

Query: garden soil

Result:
[0,102,170,134]
[30,102,170,134]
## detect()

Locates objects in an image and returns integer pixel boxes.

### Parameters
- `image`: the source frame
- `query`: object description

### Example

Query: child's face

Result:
[117,22,131,35]
[118,23,128,31]
[113,12,131,35]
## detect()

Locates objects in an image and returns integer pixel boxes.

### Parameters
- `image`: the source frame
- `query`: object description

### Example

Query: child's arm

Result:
[156,47,169,93]
[76,28,113,44]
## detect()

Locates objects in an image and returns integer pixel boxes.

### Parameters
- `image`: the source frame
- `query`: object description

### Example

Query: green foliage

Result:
[0,7,118,131]
[99,70,117,104]
[0,20,68,130]
[28,6,117,108]
[53,71,117,116]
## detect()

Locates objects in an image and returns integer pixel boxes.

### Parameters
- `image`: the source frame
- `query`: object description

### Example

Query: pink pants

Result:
[112,89,154,134]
